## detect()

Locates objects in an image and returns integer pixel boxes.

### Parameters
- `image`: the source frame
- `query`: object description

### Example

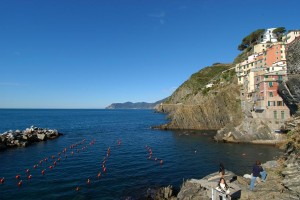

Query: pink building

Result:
[254,70,290,120]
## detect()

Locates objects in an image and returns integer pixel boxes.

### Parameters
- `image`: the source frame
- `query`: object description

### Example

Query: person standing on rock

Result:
[250,160,267,191]
[258,161,267,182]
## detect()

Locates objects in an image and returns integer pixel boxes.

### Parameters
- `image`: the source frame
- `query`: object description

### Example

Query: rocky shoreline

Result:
[152,158,299,200]
[0,126,62,151]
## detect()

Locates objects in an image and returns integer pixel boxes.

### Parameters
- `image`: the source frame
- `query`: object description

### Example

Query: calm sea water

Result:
[0,109,282,199]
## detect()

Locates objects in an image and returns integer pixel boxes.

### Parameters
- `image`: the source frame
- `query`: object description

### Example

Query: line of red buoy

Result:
[145,145,164,166]
[5,138,90,188]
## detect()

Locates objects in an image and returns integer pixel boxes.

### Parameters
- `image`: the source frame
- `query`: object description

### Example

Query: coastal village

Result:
[235,28,300,132]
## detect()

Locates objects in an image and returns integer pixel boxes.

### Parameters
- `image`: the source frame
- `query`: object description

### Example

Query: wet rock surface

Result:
[0,126,62,151]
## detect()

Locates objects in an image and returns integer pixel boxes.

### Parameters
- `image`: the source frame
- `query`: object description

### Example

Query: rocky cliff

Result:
[155,64,243,130]
[278,37,300,115]
[155,61,287,143]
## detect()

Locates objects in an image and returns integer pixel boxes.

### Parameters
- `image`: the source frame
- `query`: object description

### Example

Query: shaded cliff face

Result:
[278,38,300,115]
[155,64,243,130]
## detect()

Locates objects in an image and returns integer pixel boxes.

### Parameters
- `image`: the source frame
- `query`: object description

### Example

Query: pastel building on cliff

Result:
[259,28,278,43]
[235,27,294,124]
[253,70,290,120]
[282,30,300,44]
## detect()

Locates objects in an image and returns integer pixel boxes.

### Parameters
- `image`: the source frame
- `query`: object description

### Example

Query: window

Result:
[269,92,273,97]
[278,75,282,80]
[265,75,268,78]
[277,101,283,106]
[281,111,285,119]
[268,101,275,106]
[274,111,277,119]
[269,82,273,87]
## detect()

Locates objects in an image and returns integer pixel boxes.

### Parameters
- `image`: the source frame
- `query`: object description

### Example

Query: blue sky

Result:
[0,0,299,108]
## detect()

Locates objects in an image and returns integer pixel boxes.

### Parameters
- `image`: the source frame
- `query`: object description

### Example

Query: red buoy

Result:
[41,170,45,175]
[0,178,4,184]
[53,161,57,166]
[87,178,90,184]
[76,186,80,191]
[97,172,101,178]
[16,175,20,180]
[18,180,22,187]
[49,165,53,169]
[103,167,106,172]
[26,169,30,174]
[28,175,32,179]
[33,165,37,169]
[160,160,163,165]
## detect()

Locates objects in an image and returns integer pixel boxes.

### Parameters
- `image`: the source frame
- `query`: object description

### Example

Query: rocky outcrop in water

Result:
[278,37,300,115]
[0,126,62,151]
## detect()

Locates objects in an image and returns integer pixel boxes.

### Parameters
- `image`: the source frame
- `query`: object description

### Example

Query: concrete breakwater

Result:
[0,126,62,151]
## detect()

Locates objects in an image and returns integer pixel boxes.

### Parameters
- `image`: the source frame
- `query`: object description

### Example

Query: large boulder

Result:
[37,133,46,141]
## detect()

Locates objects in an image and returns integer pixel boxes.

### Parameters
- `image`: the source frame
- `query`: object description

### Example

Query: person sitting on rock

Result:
[215,177,230,199]
[208,162,225,181]
[219,162,225,178]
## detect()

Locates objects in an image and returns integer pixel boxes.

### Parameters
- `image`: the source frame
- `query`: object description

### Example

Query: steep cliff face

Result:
[156,63,286,142]
[155,64,243,130]
[278,37,300,115]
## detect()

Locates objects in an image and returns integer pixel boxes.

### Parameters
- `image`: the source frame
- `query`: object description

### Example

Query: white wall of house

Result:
[283,30,300,44]
[259,28,278,43]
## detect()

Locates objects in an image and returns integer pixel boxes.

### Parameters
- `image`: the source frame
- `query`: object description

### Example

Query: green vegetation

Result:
[184,64,230,92]
[237,29,265,51]
[273,27,286,42]
[233,47,252,64]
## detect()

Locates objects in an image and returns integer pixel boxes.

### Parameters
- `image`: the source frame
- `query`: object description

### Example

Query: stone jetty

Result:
[0,126,62,151]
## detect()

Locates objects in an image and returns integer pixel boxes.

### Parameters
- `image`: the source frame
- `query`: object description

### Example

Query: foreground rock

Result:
[0,126,62,151]
[155,161,296,200]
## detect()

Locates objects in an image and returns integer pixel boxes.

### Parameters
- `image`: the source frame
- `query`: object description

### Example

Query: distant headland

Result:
[106,99,166,109]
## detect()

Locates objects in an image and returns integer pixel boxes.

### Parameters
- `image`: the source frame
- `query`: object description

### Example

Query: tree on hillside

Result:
[237,29,265,51]
[273,27,286,42]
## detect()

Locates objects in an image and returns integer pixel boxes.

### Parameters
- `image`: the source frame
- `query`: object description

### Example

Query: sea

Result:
[0,109,282,200]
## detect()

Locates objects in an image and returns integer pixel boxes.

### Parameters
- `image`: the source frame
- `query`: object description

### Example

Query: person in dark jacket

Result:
[250,160,267,191]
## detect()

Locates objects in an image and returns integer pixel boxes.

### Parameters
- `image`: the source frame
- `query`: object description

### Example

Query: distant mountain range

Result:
[106,99,165,109]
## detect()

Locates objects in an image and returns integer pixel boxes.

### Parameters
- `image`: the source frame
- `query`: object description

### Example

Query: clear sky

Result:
[0,0,299,108]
